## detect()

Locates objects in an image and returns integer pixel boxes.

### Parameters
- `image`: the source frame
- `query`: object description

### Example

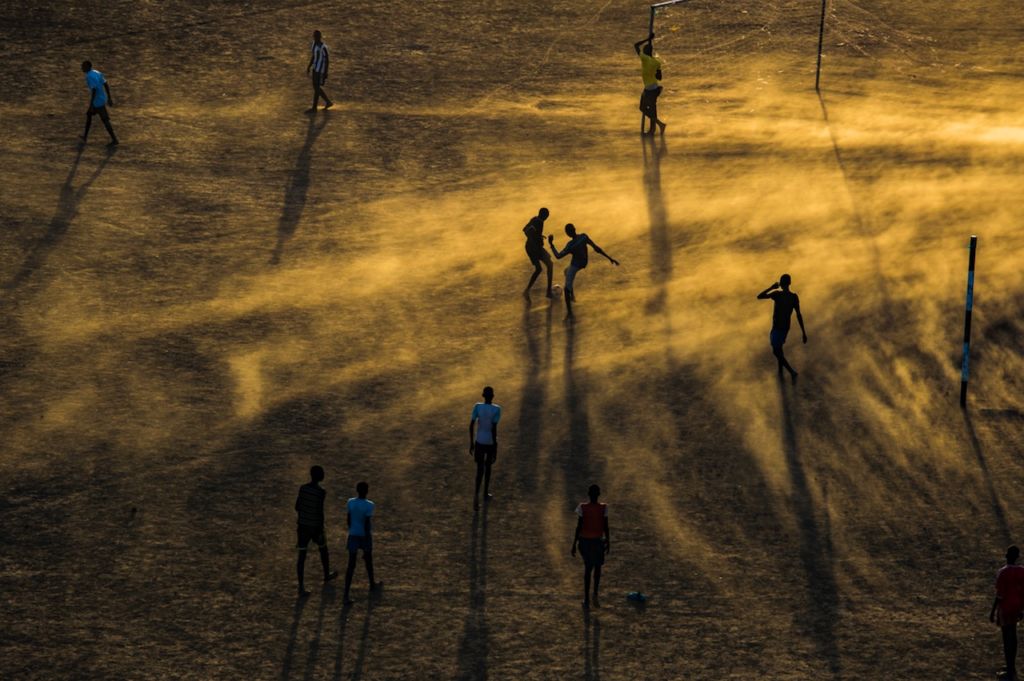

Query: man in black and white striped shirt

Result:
[295,465,338,597]
[305,30,334,113]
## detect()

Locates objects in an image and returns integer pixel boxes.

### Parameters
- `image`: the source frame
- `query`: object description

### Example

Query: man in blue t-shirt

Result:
[343,481,382,605]
[469,386,502,510]
[548,223,619,318]
[79,60,118,146]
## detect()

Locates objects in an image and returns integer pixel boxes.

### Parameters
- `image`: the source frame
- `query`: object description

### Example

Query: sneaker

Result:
[324,101,334,110]
[298,588,311,598]
[324,571,339,583]
[370,581,383,592]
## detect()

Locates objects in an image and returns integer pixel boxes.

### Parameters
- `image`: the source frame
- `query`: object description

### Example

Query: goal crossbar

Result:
[648,0,691,34]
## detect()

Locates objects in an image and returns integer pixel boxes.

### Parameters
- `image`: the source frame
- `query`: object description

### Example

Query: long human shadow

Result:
[4,145,116,293]
[455,506,489,680]
[301,585,333,681]
[270,114,329,265]
[641,134,672,318]
[349,596,376,681]
[563,321,596,499]
[279,596,309,681]
[963,412,1012,545]
[330,607,352,681]
[582,609,601,681]
[779,383,841,677]
[515,301,553,493]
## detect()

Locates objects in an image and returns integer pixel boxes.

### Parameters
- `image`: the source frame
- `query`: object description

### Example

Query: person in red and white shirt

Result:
[991,545,1024,680]
[571,484,610,608]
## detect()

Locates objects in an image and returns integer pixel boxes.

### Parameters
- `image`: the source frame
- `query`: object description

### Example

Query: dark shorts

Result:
[312,71,326,88]
[297,524,327,549]
[526,245,551,267]
[639,86,662,112]
[474,443,497,465]
[347,535,373,553]
[770,328,789,349]
[579,537,605,568]
[88,105,110,121]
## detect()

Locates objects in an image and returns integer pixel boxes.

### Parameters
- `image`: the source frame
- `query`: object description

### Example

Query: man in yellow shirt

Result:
[634,33,666,135]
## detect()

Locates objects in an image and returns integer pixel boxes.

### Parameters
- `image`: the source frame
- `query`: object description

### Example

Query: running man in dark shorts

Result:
[991,545,1024,680]
[523,207,553,299]
[469,386,502,511]
[295,465,339,597]
[634,33,666,136]
[572,484,610,609]
[757,273,807,383]
[343,481,382,605]
[548,223,619,319]
[79,61,119,147]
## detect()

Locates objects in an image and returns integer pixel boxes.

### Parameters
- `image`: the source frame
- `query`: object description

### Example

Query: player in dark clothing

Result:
[991,545,1024,680]
[548,223,619,318]
[295,465,338,597]
[571,484,610,609]
[523,207,553,299]
[757,273,807,383]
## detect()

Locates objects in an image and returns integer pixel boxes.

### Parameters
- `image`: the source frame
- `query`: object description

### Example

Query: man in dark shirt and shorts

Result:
[757,273,807,383]
[295,465,338,597]
[549,224,619,318]
[523,207,553,298]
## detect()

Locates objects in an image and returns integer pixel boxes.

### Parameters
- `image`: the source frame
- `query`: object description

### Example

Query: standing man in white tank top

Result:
[306,30,334,113]
[469,386,502,511]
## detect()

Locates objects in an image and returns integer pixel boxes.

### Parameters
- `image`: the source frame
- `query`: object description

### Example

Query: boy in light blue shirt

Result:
[79,60,118,146]
[343,481,382,605]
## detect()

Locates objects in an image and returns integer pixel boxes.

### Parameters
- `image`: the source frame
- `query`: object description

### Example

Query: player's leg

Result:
[364,546,380,590]
[97,107,118,145]
[482,447,495,500]
[592,564,602,604]
[564,266,576,317]
[525,253,543,295]
[309,73,321,112]
[81,108,94,142]
[542,252,553,297]
[1002,624,1017,678]
[583,563,593,607]
[316,529,338,582]
[474,452,485,509]
[651,87,666,134]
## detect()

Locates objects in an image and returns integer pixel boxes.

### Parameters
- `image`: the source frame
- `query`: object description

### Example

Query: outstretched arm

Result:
[548,235,569,259]
[587,237,619,266]
[757,282,780,299]
[795,295,807,343]
[634,32,654,55]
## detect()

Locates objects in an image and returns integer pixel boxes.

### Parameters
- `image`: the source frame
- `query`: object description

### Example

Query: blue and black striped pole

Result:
[960,235,978,408]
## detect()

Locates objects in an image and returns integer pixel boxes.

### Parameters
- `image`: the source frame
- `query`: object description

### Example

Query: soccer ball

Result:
[552,284,562,297]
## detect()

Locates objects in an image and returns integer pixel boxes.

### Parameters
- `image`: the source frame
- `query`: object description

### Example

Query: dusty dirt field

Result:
[1,1,1023,679]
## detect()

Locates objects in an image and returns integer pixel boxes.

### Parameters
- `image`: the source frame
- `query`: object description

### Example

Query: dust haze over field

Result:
[1,0,1023,679]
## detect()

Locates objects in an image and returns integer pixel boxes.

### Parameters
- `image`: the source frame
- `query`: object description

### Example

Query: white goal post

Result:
[648,0,691,36]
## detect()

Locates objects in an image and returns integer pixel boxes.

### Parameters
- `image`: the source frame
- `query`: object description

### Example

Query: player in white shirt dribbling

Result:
[469,386,502,511]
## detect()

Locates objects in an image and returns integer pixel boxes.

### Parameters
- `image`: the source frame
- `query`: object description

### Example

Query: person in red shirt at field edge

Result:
[991,545,1024,680]
[571,484,610,609]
